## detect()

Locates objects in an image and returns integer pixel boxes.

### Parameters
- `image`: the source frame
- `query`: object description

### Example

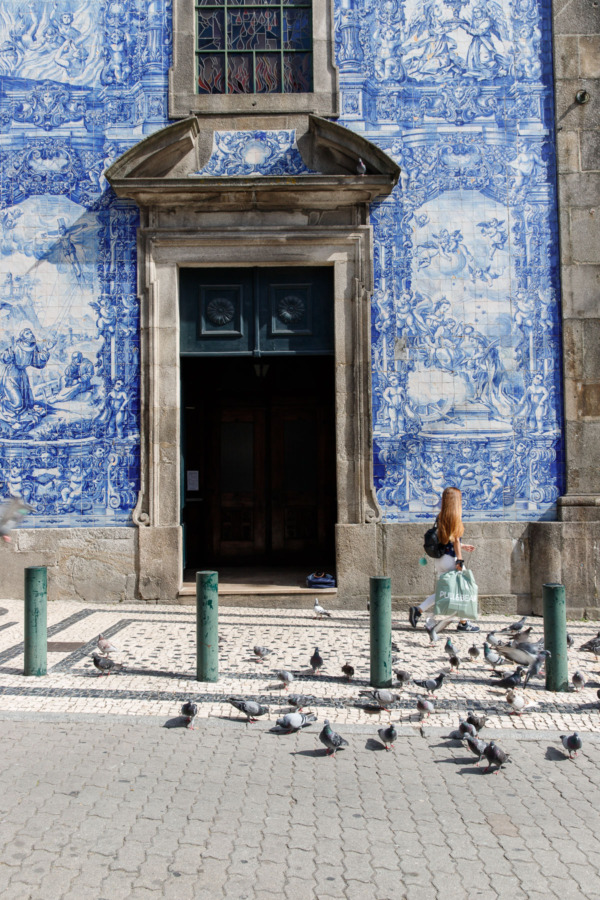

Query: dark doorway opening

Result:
[181,356,336,569]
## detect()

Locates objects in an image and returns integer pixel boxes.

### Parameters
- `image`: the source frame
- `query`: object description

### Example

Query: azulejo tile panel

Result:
[335,0,563,522]
[0,0,562,528]
[195,130,314,176]
[0,0,172,526]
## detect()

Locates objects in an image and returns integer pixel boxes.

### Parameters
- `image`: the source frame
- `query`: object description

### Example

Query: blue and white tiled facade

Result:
[0,0,172,526]
[336,0,563,522]
[0,0,562,529]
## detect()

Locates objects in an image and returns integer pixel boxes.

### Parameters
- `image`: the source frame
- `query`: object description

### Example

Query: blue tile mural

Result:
[195,130,314,177]
[335,0,563,521]
[0,0,562,528]
[0,0,172,526]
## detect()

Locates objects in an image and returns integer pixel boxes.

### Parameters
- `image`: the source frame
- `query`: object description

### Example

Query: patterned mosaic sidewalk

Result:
[0,597,599,733]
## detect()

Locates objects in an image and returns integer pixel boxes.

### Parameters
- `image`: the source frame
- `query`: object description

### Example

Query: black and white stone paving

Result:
[0,597,597,731]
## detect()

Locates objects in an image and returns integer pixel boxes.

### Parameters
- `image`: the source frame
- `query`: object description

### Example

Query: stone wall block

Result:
[137,526,181,601]
[581,130,600,171]
[556,130,581,173]
[560,264,600,317]
[579,36,600,78]
[554,35,580,78]
[570,208,600,264]
[529,523,563,614]
[554,0,600,35]
[335,524,379,600]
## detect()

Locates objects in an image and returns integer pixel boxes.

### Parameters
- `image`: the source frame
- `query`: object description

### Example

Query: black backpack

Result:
[423,522,444,558]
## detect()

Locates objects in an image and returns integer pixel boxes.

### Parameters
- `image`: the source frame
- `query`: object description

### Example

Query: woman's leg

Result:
[409,554,455,626]
[418,593,435,612]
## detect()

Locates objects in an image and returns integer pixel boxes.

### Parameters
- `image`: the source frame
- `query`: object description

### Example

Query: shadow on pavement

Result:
[163,716,192,729]
[545,746,568,761]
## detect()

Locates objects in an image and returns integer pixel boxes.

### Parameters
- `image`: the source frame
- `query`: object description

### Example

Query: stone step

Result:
[176,586,518,614]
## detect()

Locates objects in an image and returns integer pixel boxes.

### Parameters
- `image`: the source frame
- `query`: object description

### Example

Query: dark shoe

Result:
[409,606,422,629]
[456,620,479,632]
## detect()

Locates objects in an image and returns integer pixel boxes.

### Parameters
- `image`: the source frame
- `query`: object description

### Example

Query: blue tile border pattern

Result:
[194,130,314,177]
[0,0,563,528]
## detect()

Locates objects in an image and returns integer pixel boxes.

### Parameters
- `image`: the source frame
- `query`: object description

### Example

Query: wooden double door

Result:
[181,356,336,567]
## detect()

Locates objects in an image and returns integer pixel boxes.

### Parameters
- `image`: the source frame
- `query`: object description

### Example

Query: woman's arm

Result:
[453,538,463,569]
[454,537,475,567]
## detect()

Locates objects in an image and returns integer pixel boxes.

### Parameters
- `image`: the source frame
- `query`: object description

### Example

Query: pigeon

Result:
[560,732,583,759]
[313,598,331,618]
[483,740,510,773]
[465,734,488,766]
[91,652,123,676]
[413,673,445,695]
[275,670,294,690]
[253,646,272,662]
[523,650,551,687]
[97,635,118,657]
[458,718,476,738]
[287,694,315,710]
[444,637,457,658]
[466,712,487,732]
[566,633,574,649]
[181,700,198,729]
[425,615,456,642]
[512,627,534,644]
[310,647,324,675]
[572,671,586,691]
[275,712,317,733]
[491,666,525,689]
[356,157,367,175]
[483,643,503,670]
[580,632,600,657]
[501,616,527,633]
[506,689,537,716]
[378,724,397,750]
[319,720,348,756]
[358,689,400,710]
[395,669,411,686]
[468,644,480,660]
[341,662,355,681]
[486,632,501,647]
[494,643,538,666]
[228,697,268,723]
[449,654,461,672]
[417,696,434,719]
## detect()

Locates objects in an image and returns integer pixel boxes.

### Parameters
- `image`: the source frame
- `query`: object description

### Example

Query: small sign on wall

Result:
[186,470,199,491]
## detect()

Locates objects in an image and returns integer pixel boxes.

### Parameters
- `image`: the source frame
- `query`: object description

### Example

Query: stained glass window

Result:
[196,1,312,94]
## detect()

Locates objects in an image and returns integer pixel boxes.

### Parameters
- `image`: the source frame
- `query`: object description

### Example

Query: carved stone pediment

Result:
[106,115,400,211]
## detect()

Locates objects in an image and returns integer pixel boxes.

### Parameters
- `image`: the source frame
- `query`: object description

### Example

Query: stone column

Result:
[553,3,600,522]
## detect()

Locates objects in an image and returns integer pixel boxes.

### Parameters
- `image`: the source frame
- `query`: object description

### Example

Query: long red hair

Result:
[437,487,464,545]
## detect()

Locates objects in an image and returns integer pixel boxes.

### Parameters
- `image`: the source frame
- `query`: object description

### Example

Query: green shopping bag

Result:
[434,568,479,619]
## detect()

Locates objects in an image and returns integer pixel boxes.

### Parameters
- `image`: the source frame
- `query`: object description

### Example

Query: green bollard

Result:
[24,566,47,677]
[196,570,218,682]
[370,576,392,688]
[543,583,569,692]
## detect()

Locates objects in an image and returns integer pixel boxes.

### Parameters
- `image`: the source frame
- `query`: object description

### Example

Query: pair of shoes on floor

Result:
[456,620,479,632]
[408,606,422,629]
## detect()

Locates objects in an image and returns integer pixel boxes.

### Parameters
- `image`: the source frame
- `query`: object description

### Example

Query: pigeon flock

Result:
[92,607,591,767]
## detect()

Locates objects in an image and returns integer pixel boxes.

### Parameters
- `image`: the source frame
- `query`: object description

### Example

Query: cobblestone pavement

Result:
[1,713,599,900]
[0,597,599,732]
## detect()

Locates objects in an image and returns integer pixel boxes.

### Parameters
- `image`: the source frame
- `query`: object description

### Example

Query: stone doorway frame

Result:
[106,115,400,599]
[135,226,380,597]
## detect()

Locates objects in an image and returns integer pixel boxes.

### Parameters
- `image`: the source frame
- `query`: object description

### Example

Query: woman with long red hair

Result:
[409,486,477,630]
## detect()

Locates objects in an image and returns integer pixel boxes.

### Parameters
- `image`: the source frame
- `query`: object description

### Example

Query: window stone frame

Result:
[169,0,339,118]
